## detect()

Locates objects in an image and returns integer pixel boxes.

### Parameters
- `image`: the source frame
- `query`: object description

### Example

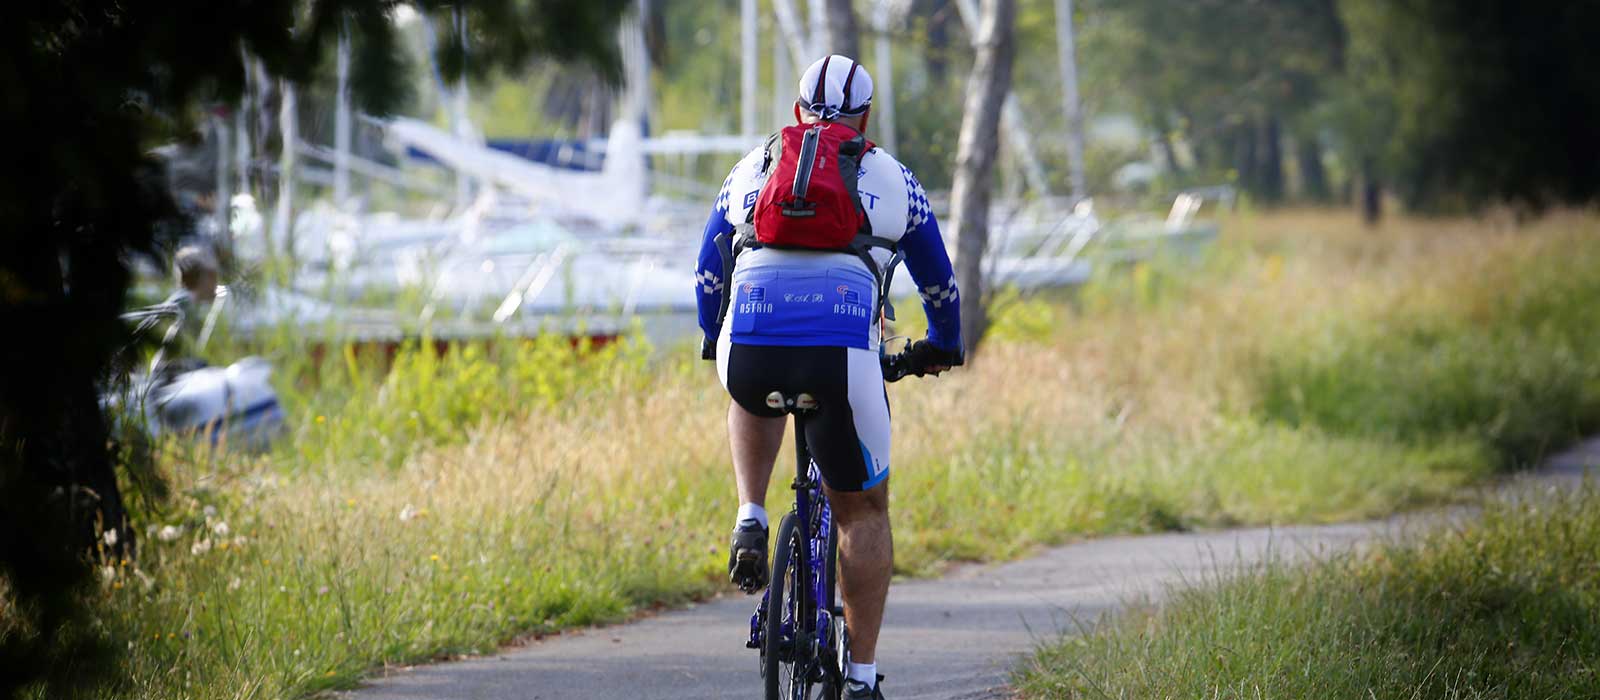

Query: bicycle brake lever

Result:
[880,353,909,383]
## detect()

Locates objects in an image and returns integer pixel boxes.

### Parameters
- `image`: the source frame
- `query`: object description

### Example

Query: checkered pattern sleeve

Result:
[695,172,737,341]
[897,167,962,352]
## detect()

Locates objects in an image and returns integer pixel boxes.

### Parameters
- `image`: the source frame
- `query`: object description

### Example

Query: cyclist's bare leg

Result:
[826,481,891,664]
[728,399,786,508]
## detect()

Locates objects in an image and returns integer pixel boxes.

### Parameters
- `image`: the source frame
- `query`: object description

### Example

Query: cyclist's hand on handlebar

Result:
[883,339,964,381]
[909,339,964,375]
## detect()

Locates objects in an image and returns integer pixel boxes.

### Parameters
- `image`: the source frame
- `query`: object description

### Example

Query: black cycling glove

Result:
[905,338,965,374]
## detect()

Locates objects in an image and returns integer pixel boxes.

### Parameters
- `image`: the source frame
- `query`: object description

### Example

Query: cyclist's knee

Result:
[828,483,889,524]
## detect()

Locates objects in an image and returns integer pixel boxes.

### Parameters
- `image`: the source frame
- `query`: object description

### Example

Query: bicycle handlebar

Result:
[880,350,910,382]
[881,338,964,382]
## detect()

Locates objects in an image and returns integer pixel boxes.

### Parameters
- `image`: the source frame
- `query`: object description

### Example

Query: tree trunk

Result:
[822,0,861,60]
[1361,157,1382,226]
[949,0,1014,356]
[772,0,813,70]
[1233,121,1257,196]
[919,0,954,83]
[1258,116,1284,203]
[1160,129,1183,174]
[1158,113,1184,175]
[1297,136,1329,201]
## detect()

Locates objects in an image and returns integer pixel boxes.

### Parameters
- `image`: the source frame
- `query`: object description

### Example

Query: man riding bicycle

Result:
[694,55,963,700]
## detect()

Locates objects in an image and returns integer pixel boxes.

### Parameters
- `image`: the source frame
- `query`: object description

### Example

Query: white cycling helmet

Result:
[797,55,873,120]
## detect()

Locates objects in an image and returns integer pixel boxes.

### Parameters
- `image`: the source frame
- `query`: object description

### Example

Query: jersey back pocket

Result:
[729,265,874,349]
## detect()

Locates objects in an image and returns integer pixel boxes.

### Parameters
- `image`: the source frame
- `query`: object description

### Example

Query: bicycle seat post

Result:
[765,391,819,490]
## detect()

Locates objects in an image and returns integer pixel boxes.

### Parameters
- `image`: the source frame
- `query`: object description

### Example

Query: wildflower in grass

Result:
[316,415,326,424]
[203,505,217,519]
[158,525,183,542]
[102,528,118,548]
[399,504,420,522]
[346,497,357,507]
[191,539,212,556]
[430,554,440,562]
[100,565,116,583]
[229,577,242,591]
[212,521,230,537]
[317,586,330,596]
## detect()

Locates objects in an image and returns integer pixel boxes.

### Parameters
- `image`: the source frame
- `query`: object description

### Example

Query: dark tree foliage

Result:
[1364,0,1600,211]
[1087,0,1598,212]
[0,1,625,696]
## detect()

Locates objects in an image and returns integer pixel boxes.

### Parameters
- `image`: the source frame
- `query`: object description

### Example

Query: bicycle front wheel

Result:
[764,514,827,700]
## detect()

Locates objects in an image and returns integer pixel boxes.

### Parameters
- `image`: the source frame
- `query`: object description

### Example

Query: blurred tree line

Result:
[1079,0,1600,217]
[622,0,1596,217]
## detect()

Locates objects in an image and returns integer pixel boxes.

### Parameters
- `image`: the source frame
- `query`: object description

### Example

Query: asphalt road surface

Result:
[348,438,1600,700]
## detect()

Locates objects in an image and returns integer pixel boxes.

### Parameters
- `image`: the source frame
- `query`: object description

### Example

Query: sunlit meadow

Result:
[72,210,1600,698]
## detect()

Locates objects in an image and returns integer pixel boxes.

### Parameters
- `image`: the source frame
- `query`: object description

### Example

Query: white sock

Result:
[846,661,876,686]
[736,503,768,530]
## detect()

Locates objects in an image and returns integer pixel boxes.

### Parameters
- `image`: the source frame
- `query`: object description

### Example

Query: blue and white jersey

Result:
[695,145,962,353]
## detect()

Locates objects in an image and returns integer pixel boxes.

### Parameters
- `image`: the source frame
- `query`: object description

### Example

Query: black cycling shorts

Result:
[717,342,891,492]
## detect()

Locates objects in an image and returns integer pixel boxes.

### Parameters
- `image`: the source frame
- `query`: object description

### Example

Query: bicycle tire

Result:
[822,521,844,700]
[765,514,796,700]
[765,513,829,700]
[824,521,838,611]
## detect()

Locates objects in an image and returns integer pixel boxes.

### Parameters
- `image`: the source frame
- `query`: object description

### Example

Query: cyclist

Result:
[694,55,964,700]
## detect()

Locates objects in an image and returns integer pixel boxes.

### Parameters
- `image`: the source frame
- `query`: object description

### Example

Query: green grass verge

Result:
[1257,234,1600,467]
[12,211,1598,699]
[1016,481,1600,699]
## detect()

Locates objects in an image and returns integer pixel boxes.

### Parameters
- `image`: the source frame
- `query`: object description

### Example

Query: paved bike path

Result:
[348,438,1600,700]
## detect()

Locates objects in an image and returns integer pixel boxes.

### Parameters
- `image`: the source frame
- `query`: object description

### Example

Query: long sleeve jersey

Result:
[694,145,962,352]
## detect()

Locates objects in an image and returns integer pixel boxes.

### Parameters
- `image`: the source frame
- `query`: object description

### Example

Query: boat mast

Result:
[1055,0,1086,200]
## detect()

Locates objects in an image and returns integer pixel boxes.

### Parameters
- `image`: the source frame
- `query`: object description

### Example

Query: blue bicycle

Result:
[748,350,918,700]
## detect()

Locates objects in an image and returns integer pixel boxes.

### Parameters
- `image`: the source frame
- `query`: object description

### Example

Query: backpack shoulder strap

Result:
[849,233,904,323]
[713,223,762,330]
[747,132,783,225]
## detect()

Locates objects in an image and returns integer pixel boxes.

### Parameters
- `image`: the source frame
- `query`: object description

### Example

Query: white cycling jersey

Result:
[694,144,959,354]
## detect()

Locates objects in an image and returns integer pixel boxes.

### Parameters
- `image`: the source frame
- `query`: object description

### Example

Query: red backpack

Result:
[705,123,904,352]
[752,122,875,248]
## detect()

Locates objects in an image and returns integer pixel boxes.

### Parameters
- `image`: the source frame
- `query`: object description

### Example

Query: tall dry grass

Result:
[57,209,1600,699]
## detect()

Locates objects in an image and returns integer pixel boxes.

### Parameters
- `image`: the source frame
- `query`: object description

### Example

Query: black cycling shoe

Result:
[843,676,885,699]
[727,519,769,593]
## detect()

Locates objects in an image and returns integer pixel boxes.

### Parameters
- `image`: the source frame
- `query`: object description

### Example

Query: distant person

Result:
[160,243,220,356]
[173,244,220,305]
[693,55,964,700]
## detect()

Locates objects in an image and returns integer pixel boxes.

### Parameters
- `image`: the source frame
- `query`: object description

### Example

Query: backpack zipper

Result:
[791,126,822,199]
